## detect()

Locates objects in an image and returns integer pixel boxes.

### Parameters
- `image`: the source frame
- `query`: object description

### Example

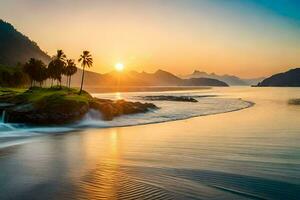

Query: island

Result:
[0,87,157,125]
[257,68,300,87]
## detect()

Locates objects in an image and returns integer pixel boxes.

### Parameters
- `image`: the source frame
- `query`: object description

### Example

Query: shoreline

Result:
[0,98,254,150]
[0,87,299,200]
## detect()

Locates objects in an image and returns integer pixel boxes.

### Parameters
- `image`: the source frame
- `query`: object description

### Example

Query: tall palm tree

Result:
[56,49,67,61]
[78,51,93,94]
[65,59,77,88]
[48,50,66,87]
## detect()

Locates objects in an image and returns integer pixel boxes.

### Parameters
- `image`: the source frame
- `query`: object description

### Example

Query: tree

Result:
[23,58,48,87]
[65,59,77,88]
[48,50,66,87]
[35,64,48,87]
[78,51,93,94]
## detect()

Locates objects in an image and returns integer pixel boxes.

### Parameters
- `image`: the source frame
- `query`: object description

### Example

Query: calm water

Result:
[0,87,299,200]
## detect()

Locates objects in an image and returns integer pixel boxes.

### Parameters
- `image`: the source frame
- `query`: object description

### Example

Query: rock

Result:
[0,87,158,125]
[5,101,89,124]
[288,99,300,105]
[141,95,198,102]
[90,98,158,120]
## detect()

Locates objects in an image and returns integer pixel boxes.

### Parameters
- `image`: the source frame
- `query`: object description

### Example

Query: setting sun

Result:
[115,63,124,72]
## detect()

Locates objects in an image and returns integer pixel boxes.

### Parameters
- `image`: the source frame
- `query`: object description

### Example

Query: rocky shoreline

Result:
[140,95,198,102]
[0,87,158,125]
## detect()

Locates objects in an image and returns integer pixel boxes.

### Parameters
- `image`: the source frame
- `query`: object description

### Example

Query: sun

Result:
[115,63,124,72]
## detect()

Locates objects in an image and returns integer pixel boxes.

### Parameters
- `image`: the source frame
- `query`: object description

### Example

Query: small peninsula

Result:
[257,68,300,87]
[0,87,157,125]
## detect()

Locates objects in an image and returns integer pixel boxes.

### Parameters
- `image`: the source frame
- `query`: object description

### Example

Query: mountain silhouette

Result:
[0,19,228,87]
[0,19,51,66]
[257,68,300,87]
[66,69,229,87]
[183,70,264,86]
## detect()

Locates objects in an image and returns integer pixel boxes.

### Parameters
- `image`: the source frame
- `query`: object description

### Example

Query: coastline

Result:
[0,87,299,200]
[0,97,254,150]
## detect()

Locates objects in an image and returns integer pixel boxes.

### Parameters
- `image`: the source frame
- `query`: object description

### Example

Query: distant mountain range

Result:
[257,68,300,87]
[0,19,228,87]
[182,70,265,86]
[65,69,229,87]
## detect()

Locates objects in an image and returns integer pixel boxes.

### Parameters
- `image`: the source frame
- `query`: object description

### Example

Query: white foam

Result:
[0,91,253,139]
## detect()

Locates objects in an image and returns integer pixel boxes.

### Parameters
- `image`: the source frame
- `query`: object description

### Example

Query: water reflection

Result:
[115,92,123,100]
[0,87,299,199]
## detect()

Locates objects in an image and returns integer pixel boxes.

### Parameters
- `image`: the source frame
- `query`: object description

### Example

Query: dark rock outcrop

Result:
[5,99,89,124]
[288,99,300,105]
[0,88,158,125]
[89,99,157,120]
[141,96,198,102]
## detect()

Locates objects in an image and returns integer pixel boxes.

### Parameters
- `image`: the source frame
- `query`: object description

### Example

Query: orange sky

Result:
[1,0,300,78]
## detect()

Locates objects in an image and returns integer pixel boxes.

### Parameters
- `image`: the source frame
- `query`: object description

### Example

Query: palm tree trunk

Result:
[69,76,72,88]
[79,66,85,94]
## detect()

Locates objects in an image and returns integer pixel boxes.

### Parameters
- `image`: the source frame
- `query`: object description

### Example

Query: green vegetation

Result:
[65,59,77,88]
[0,87,25,95]
[0,87,92,124]
[0,87,157,124]
[23,50,80,88]
[0,49,87,90]
[15,87,91,103]
[0,87,90,106]
[20,49,91,91]
[0,64,29,87]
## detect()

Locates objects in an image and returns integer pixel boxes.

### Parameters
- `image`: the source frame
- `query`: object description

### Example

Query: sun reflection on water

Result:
[115,92,123,100]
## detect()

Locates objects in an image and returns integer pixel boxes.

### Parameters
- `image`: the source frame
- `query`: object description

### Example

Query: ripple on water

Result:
[61,164,300,200]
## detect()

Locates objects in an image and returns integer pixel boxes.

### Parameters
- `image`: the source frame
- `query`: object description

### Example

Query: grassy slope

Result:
[0,88,25,95]
[0,87,92,110]
[1,87,158,124]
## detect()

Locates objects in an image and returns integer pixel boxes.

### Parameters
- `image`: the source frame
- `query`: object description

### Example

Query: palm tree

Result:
[78,51,93,94]
[65,59,77,88]
[23,58,48,87]
[56,50,66,61]
[48,50,66,87]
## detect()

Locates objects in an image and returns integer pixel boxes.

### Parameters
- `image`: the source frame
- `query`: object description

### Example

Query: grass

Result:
[0,64,22,74]
[0,86,94,124]
[0,88,25,95]
[0,86,93,109]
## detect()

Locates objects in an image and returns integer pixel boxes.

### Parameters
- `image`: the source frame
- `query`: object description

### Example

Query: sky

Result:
[1,0,300,78]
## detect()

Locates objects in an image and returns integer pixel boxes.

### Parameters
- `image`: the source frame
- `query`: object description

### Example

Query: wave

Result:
[0,93,253,141]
